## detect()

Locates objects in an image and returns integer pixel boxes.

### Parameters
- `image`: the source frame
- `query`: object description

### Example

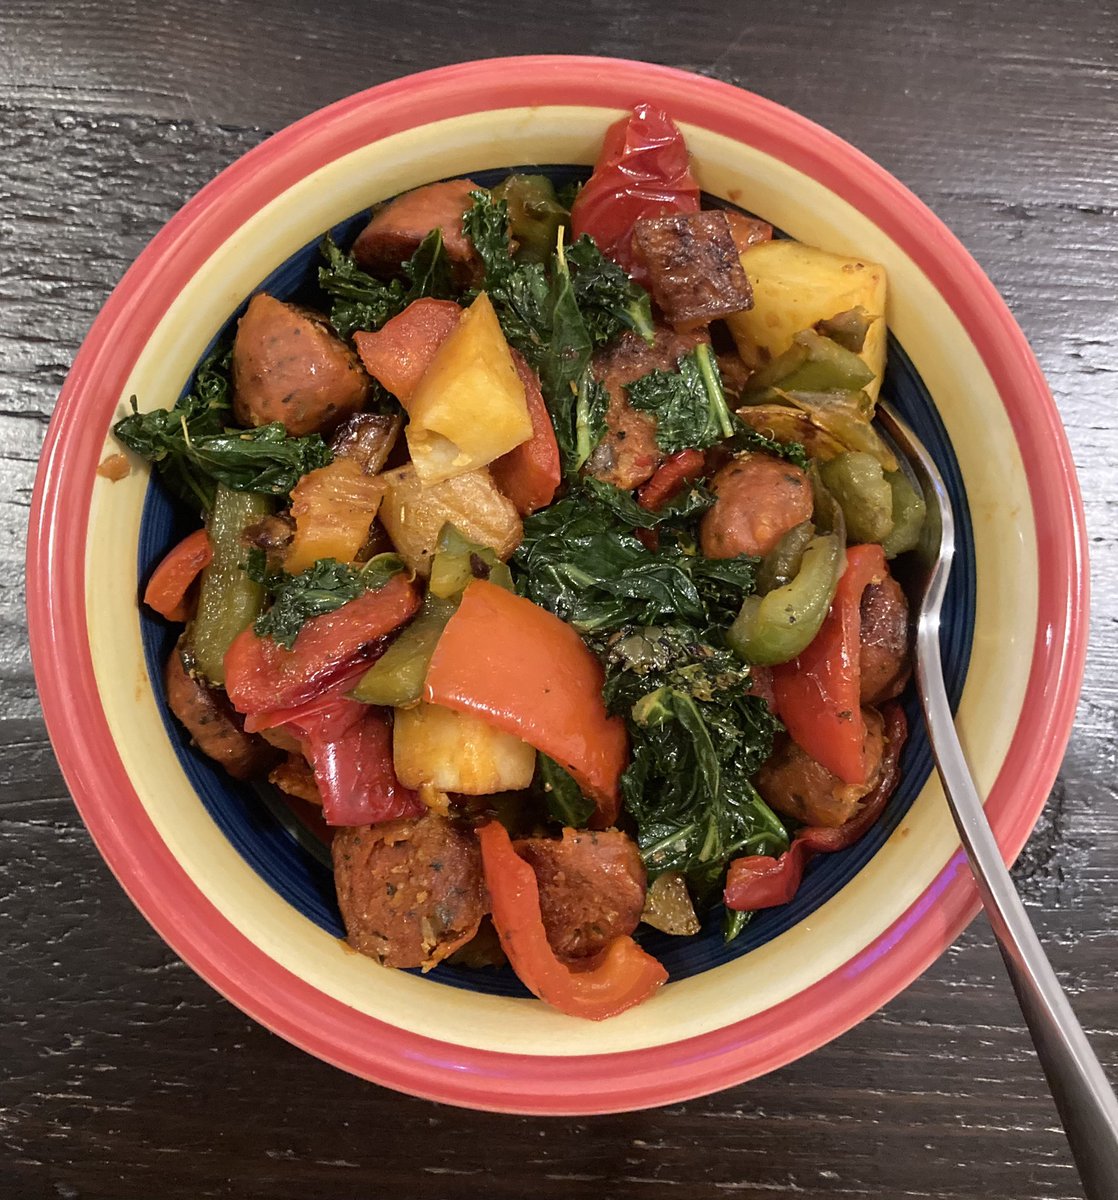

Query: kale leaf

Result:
[249,553,406,649]
[566,235,654,347]
[601,626,787,898]
[317,228,455,340]
[112,346,332,514]
[533,754,596,828]
[627,342,738,453]
[731,424,810,470]
[514,483,754,635]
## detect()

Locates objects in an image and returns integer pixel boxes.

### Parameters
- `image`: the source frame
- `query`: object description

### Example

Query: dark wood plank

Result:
[1,2,1115,1198]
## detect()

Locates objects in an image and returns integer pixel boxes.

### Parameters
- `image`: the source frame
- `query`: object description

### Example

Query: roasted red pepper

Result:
[352,298,462,403]
[249,684,421,826]
[224,574,419,715]
[143,529,212,622]
[636,448,706,512]
[570,103,700,281]
[724,703,906,910]
[771,543,887,784]
[477,821,667,1020]
[489,351,561,516]
[424,580,628,826]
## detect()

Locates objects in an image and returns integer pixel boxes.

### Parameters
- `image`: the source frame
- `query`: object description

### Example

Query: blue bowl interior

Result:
[138,167,975,997]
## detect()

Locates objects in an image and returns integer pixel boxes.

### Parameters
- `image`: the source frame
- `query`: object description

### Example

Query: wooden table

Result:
[3,3,1115,1197]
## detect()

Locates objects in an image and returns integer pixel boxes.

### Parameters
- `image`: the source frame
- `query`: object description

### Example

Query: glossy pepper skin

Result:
[424,580,628,825]
[477,821,667,1020]
[570,103,700,281]
[724,703,906,911]
[726,533,845,666]
[770,543,887,784]
[224,573,420,714]
[143,528,212,622]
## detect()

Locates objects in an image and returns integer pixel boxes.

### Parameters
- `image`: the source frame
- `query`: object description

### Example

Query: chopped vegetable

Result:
[881,470,927,558]
[424,579,628,824]
[489,351,562,515]
[602,625,787,897]
[477,821,668,1020]
[771,543,887,784]
[257,687,422,826]
[628,343,736,453]
[533,754,596,828]
[394,701,537,794]
[143,529,212,622]
[379,464,523,576]
[636,448,707,512]
[224,573,419,714]
[405,292,533,484]
[283,457,387,573]
[641,871,701,936]
[427,524,514,599]
[352,298,462,402]
[755,520,815,595]
[819,451,895,544]
[726,533,845,665]
[491,174,568,264]
[190,485,273,685]
[250,553,405,651]
[570,103,700,279]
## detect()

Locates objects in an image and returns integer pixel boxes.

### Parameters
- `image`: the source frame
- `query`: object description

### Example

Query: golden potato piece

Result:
[379,464,522,576]
[725,240,887,400]
[393,702,536,795]
[405,292,533,484]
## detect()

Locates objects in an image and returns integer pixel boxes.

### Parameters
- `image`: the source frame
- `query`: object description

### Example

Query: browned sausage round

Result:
[232,293,371,436]
[164,641,278,780]
[352,179,483,287]
[756,708,885,829]
[700,453,813,559]
[587,327,710,490]
[860,574,911,705]
[513,829,647,961]
[332,812,487,970]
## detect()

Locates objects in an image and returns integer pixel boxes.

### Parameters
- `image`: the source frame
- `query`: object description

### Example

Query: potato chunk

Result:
[725,240,887,400]
[379,464,522,576]
[283,457,386,573]
[405,292,533,484]
[393,702,536,794]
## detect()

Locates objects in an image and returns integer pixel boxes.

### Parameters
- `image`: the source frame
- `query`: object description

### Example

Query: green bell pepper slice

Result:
[819,451,895,545]
[881,469,926,558]
[491,174,569,265]
[189,484,272,685]
[726,533,846,666]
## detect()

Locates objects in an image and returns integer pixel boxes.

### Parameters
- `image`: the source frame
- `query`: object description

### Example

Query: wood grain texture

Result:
[1,1,1115,1197]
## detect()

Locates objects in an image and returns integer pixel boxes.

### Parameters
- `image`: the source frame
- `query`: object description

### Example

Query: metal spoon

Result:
[874,401,1118,1198]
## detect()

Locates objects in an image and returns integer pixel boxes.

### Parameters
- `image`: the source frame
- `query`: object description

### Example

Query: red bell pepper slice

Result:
[570,103,700,280]
[224,574,419,715]
[636,448,706,512]
[143,529,212,622]
[771,543,887,784]
[489,351,561,516]
[724,703,906,910]
[352,298,462,403]
[250,683,421,826]
[477,821,667,1020]
[424,580,628,826]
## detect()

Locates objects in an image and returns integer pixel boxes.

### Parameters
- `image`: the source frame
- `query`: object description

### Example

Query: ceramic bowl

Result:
[27,56,1087,1114]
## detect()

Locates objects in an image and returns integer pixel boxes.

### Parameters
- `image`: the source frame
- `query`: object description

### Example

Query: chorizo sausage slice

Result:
[860,574,912,705]
[756,707,886,828]
[332,812,487,971]
[232,293,371,437]
[700,453,813,559]
[513,828,647,961]
[164,640,278,781]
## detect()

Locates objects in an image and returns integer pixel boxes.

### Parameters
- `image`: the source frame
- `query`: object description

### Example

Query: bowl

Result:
[26,56,1087,1114]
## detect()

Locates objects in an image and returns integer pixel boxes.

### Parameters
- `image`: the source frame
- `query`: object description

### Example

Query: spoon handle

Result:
[916,622,1118,1197]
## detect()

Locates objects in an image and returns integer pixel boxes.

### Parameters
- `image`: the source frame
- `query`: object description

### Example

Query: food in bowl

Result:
[115,103,923,1021]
